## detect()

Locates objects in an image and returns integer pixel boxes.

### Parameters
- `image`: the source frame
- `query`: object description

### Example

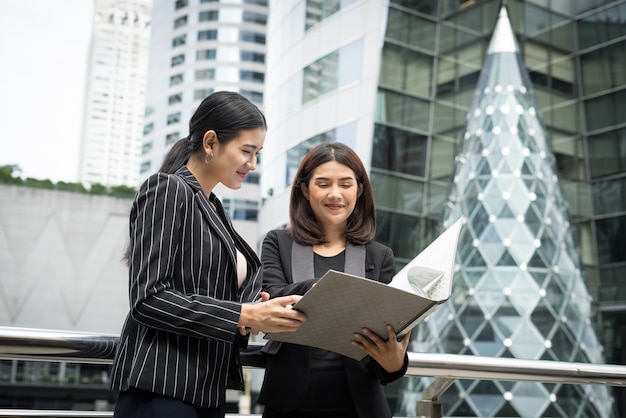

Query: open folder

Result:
[264,217,464,361]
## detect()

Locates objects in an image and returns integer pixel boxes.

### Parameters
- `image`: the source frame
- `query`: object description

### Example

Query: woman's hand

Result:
[352,325,411,373]
[239,292,270,335]
[239,294,306,335]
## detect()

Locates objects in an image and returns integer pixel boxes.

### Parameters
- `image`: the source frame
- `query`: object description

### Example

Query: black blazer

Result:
[110,167,262,408]
[257,229,408,418]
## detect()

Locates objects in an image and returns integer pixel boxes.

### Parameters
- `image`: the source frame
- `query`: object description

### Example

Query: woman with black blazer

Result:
[110,92,306,418]
[258,142,411,418]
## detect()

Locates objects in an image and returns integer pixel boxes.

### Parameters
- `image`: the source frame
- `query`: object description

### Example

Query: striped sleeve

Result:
[128,173,241,343]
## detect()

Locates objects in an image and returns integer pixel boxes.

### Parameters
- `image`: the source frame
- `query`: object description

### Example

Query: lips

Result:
[325,204,344,210]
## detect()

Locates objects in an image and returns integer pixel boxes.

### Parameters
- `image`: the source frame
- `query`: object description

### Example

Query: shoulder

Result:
[134,172,194,208]
[264,229,292,245]
[365,240,394,257]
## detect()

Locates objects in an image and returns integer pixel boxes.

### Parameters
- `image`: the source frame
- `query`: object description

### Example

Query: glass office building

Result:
[261,0,626,416]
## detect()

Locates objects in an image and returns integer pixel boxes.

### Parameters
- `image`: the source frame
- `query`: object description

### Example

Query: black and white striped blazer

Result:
[110,166,262,408]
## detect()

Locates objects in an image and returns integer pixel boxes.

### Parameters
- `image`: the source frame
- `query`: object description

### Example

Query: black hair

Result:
[159,91,267,173]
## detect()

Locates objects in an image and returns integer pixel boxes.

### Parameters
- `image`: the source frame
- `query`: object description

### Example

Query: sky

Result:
[0,0,94,183]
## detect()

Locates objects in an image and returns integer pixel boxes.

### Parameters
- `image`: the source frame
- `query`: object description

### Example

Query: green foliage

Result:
[0,164,136,198]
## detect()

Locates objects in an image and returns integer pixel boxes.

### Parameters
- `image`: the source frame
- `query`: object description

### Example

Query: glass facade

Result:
[370,0,626,416]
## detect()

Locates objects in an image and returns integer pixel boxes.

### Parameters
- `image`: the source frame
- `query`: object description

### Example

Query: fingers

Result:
[257,291,270,302]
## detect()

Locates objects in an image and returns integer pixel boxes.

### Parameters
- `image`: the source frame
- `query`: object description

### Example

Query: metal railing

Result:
[1,326,626,417]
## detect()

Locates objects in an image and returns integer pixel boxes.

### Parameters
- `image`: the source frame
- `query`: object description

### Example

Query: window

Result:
[172,34,186,47]
[198,29,218,41]
[222,199,259,221]
[240,51,265,63]
[141,142,152,155]
[196,68,215,80]
[199,10,218,22]
[240,70,264,83]
[174,15,187,29]
[240,31,266,44]
[195,89,214,100]
[140,161,151,174]
[243,0,268,5]
[166,132,180,146]
[240,90,263,104]
[243,11,267,25]
[302,39,362,103]
[168,93,183,105]
[372,124,427,177]
[143,123,154,136]
[170,73,184,86]
[197,49,216,60]
[167,112,181,125]
[175,0,188,9]
[171,54,185,67]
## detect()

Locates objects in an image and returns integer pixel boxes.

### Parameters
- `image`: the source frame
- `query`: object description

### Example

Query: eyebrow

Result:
[313,176,355,181]
[243,144,262,151]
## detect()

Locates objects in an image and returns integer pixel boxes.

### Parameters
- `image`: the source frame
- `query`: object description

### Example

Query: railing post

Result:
[416,377,455,418]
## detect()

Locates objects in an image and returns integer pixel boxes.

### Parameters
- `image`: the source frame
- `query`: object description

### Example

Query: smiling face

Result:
[204,127,265,190]
[302,160,362,233]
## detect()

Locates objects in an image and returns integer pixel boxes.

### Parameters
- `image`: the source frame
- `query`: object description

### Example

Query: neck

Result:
[314,227,346,256]
[186,160,217,195]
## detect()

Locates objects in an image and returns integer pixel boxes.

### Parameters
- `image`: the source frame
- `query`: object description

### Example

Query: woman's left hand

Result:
[352,325,411,373]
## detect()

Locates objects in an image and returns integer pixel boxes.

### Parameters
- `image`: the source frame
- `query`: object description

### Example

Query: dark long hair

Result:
[159,91,267,173]
[123,92,266,265]
[288,142,376,245]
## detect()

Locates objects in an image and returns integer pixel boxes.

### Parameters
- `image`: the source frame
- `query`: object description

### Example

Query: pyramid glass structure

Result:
[400,7,614,418]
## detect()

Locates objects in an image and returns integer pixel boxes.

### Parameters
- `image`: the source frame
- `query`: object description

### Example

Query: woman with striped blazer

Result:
[110,92,306,418]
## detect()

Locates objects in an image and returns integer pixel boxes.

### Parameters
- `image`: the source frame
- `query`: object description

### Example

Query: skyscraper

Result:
[407,6,612,416]
[260,0,626,415]
[78,0,152,188]
[139,0,268,245]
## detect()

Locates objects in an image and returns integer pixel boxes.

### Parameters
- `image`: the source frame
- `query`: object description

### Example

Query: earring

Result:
[205,153,214,165]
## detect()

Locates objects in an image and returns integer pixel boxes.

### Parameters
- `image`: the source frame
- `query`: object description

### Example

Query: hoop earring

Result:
[205,153,214,165]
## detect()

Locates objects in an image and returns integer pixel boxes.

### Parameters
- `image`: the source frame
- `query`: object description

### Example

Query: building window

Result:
[222,199,259,221]
[166,132,180,146]
[242,11,267,25]
[240,31,266,44]
[197,49,216,60]
[198,29,218,41]
[302,39,362,103]
[167,112,181,125]
[175,0,188,9]
[305,0,357,31]
[195,89,214,100]
[240,51,265,64]
[143,123,154,135]
[199,10,219,22]
[168,93,183,105]
[245,172,260,185]
[171,54,185,67]
[170,73,184,86]
[240,70,264,83]
[141,142,152,155]
[174,15,188,29]
[172,34,186,47]
[240,90,263,104]
[196,68,215,80]
[140,161,151,174]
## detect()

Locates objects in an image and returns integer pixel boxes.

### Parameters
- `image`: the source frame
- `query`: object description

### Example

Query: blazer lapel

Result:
[175,167,237,266]
[291,240,365,280]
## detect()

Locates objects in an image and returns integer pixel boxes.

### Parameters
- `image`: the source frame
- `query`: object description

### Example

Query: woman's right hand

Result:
[239,295,306,335]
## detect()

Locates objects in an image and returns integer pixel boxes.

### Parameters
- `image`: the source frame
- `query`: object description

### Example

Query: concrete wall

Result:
[0,185,131,334]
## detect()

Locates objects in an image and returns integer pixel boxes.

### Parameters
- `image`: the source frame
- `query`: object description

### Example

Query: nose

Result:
[327,185,341,199]
[246,155,257,170]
